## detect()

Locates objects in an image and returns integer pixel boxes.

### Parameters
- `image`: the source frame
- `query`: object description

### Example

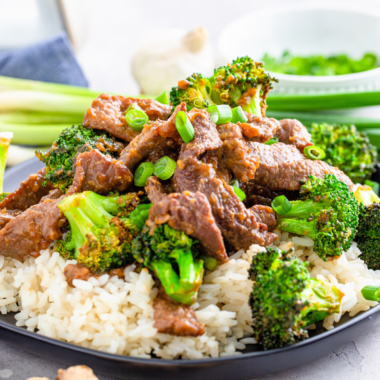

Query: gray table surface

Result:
[1,325,380,380]
[2,0,380,378]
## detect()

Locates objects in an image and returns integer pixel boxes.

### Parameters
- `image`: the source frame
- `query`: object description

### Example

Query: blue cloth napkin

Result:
[0,33,88,87]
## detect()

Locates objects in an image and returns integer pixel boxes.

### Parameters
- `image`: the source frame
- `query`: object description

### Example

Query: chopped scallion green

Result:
[231,106,248,124]
[175,111,195,143]
[304,146,326,160]
[134,162,154,187]
[361,285,380,302]
[155,91,170,105]
[265,137,279,145]
[207,105,232,125]
[272,195,292,215]
[153,156,176,180]
[125,103,149,132]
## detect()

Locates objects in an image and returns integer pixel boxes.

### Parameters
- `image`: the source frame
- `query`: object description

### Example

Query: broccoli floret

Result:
[170,73,215,111]
[310,123,377,184]
[354,186,380,269]
[56,191,144,273]
[249,247,343,350]
[36,125,124,193]
[276,174,359,260]
[132,224,204,305]
[211,56,277,116]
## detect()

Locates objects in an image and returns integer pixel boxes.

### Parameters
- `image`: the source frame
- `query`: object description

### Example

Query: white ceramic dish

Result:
[218,3,380,94]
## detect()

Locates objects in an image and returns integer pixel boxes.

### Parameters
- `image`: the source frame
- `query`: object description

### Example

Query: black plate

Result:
[1,157,380,380]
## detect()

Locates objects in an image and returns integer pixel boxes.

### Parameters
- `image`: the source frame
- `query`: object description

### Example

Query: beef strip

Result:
[69,149,133,195]
[248,142,353,191]
[240,181,299,207]
[216,122,259,182]
[64,263,125,287]
[0,150,133,260]
[119,103,186,171]
[83,94,171,142]
[250,205,276,231]
[275,119,313,152]
[146,176,228,263]
[153,286,205,336]
[237,113,281,143]
[0,168,56,212]
[174,108,278,251]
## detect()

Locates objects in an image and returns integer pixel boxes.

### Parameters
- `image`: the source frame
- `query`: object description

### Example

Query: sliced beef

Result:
[83,94,171,142]
[69,149,133,195]
[0,196,64,260]
[153,286,205,336]
[237,114,281,143]
[119,103,186,171]
[240,181,299,207]
[249,142,353,191]
[216,122,259,182]
[174,108,278,251]
[250,205,276,231]
[146,176,228,263]
[275,119,313,152]
[0,168,56,212]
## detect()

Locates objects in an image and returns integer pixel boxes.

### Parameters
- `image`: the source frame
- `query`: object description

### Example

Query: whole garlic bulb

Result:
[132,27,214,96]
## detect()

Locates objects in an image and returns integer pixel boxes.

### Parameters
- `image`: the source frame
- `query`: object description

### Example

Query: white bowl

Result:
[218,3,380,94]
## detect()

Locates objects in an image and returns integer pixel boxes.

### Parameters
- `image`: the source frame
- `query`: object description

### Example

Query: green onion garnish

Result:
[365,179,380,196]
[125,103,149,132]
[231,179,239,188]
[304,145,326,160]
[130,203,152,230]
[272,195,292,215]
[207,105,232,125]
[200,255,218,271]
[231,106,248,124]
[265,137,279,145]
[155,91,170,105]
[134,162,154,187]
[233,186,246,202]
[153,156,176,180]
[175,111,195,143]
[361,285,380,301]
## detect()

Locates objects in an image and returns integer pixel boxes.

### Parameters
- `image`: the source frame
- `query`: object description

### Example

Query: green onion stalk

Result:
[0,132,13,192]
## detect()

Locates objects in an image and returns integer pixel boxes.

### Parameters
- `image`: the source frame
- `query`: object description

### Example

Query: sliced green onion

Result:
[153,156,176,180]
[175,111,194,143]
[207,105,232,125]
[233,186,246,202]
[155,91,170,105]
[361,285,380,301]
[130,203,152,230]
[265,137,279,145]
[200,255,218,271]
[365,179,380,196]
[134,162,153,187]
[231,179,240,188]
[272,195,292,215]
[231,106,248,124]
[304,145,326,160]
[125,103,149,132]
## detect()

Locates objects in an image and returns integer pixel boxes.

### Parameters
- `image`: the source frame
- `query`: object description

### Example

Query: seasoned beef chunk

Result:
[119,103,186,171]
[249,142,353,191]
[146,176,228,263]
[250,205,276,231]
[174,108,278,251]
[275,119,313,152]
[240,182,299,207]
[0,168,56,212]
[237,114,281,143]
[216,123,259,182]
[83,94,171,142]
[69,149,133,195]
[0,196,64,260]
[0,210,21,229]
[153,286,205,336]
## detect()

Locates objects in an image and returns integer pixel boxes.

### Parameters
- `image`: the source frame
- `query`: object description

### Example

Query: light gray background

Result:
[1,0,380,378]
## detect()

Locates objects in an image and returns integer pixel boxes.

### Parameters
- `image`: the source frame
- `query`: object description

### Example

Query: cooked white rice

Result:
[0,228,379,359]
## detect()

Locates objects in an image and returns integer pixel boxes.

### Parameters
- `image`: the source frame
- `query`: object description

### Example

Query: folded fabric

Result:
[0,32,88,87]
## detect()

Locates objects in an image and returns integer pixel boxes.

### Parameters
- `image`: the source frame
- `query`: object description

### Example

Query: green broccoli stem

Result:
[299,278,342,326]
[279,199,327,219]
[276,218,317,239]
[151,250,204,305]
